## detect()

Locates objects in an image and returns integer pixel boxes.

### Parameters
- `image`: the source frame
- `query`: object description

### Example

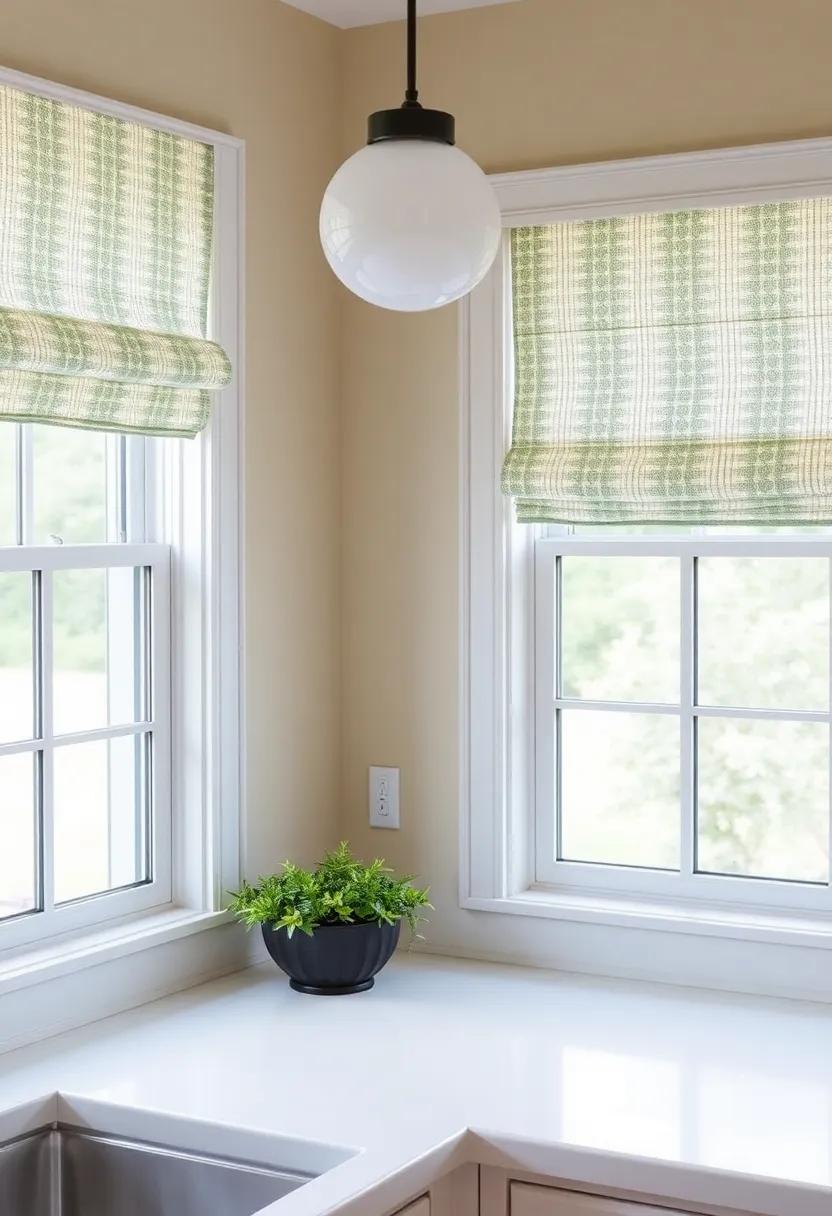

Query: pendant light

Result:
[319,0,501,312]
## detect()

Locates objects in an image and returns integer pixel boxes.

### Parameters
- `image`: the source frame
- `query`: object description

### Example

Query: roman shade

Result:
[0,84,230,437]
[502,200,832,523]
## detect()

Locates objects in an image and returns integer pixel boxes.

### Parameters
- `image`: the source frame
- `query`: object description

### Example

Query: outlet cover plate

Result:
[369,766,400,829]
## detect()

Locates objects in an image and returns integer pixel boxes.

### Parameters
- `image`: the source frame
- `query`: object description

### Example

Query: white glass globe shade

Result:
[320,140,501,312]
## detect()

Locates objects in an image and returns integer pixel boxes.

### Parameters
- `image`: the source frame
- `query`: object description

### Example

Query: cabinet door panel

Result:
[511,1182,689,1216]
[396,1196,430,1216]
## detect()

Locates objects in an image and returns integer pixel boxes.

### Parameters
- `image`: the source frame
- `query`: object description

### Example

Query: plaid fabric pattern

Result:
[0,84,229,437]
[0,370,209,437]
[0,308,229,388]
[503,201,832,523]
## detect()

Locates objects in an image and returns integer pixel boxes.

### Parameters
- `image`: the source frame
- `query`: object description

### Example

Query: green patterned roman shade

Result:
[502,201,832,523]
[0,84,230,437]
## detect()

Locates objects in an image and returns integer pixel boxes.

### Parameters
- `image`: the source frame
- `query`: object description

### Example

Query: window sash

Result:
[533,535,832,913]
[7,425,151,547]
[0,542,171,953]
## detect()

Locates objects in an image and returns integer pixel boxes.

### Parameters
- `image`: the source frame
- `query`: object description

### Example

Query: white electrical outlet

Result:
[369,766,400,829]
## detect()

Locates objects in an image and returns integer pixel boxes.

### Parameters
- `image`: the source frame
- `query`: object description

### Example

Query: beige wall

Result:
[7,0,832,981]
[339,0,832,976]
[0,0,344,871]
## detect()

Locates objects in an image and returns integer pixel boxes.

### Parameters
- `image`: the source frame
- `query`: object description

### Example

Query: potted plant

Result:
[228,842,431,995]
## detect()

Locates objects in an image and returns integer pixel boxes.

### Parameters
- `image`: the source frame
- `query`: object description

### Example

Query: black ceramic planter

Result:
[261,919,401,995]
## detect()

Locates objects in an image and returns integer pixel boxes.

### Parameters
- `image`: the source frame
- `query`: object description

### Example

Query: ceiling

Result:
[280,0,522,29]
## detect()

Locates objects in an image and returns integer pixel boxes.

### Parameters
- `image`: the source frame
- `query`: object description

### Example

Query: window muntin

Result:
[535,535,832,909]
[0,424,171,949]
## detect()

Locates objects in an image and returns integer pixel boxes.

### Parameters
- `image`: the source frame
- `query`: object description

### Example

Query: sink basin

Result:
[0,1122,311,1216]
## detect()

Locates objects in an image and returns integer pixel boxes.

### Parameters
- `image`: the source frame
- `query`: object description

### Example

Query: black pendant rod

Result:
[366,0,455,146]
[405,0,419,106]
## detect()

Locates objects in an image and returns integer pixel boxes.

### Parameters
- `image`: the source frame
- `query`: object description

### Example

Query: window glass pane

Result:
[53,734,147,904]
[559,710,680,869]
[698,557,829,711]
[0,752,37,919]
[561,557,680,703]
[33,424,108,544]
[53,567,142,735]
[0,425,15,545]
[697,718,829,883]
[0,572,34,743]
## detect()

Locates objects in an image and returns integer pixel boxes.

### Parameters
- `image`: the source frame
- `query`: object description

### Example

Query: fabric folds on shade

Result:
[502,201,832,523]
[0,83,231,437]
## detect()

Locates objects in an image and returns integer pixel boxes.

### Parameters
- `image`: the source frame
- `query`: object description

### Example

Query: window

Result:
[461,137,832,952]
[534,533,831,910]
[0,67,243,964]
[0,429,172,948]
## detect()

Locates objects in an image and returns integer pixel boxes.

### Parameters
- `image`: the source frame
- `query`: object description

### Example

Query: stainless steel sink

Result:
[0,1122,310,1215]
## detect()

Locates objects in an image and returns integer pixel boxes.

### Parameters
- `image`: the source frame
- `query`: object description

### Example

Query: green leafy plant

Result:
[228,842,431,938]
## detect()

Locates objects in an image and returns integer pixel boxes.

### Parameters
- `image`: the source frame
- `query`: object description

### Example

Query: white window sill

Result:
[0,907,235,998]
[462,887,832,950]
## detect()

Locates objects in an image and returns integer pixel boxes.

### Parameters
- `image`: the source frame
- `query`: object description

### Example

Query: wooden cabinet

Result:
[393,1164,478,1216]
[395,1197,430,1216]
[398,1165,725,1216]
[482,1169,724,1216]
[510,1182,690,1216]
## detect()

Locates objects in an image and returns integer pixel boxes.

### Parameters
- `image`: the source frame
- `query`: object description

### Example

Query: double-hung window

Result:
[0,68,243,961]
[462,139,832,954]
[0,428,171,947]
[534,531,830,911]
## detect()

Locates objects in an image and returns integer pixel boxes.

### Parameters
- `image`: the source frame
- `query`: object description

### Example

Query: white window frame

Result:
[0,543,171,950]
[460,136,832,949]
[535,535,832,914]
[0,65,244,965]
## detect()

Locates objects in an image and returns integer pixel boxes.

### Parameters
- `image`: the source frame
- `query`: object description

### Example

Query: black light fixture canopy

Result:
[367,0,456,146]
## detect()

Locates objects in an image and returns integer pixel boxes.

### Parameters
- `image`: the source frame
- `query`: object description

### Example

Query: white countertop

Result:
[1,952,831,1216]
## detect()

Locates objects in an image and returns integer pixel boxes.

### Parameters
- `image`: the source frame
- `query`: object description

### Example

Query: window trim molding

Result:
[0,66,246,1006]
[459,135,832,954]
